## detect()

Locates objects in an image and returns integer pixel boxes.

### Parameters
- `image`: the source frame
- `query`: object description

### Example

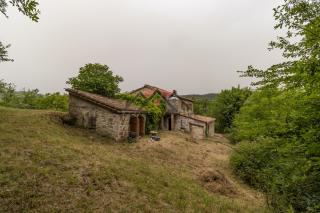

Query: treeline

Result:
[182,93,218,101]
[0,80,68,111]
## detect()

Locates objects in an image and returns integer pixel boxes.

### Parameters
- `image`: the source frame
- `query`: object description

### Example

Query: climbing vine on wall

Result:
[117,93,166,132]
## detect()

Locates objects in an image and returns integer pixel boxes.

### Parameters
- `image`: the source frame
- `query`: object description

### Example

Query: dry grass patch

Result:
[0,107,270,212]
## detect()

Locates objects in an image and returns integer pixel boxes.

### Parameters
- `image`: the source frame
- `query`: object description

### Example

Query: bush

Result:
[231,138,320,212]
[230,87,320,212]
[230,139,280,189]
[0,80,68,111]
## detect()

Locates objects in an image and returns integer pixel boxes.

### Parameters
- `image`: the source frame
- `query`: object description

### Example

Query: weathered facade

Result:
[66,89,146,141]
[66,85,215,141]
[131,85,215,139]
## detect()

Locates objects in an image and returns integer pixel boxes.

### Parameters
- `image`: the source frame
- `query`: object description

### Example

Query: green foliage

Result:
[1,0,40,21]
[0,42,13,62]
[231,89,320,213]
[193,99,214,116]
[67,63,123,98]
[232,88,295,142]
[239,0,320,90]
[118,93,166,132]
[0,79,16,103]
[211,87,252,133]
[193,86,252,133]
[0,80,68,111]
[232,1,320,212]
[231,137,320,213]
[0,0,40,62]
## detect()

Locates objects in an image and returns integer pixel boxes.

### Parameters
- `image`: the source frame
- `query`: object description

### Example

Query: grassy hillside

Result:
[0,107,269,212]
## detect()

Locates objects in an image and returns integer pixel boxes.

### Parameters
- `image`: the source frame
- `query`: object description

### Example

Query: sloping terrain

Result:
[0,107,269,212]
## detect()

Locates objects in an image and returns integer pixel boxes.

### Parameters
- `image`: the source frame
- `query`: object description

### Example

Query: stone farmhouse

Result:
[131,85,215,139]
[66,89,146,141]
[66,85,215,141]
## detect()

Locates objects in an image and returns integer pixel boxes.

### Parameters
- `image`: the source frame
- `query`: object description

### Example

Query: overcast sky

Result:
[0,0,283,94]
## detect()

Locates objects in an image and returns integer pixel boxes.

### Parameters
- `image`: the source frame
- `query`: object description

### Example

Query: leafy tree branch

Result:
[0,0,40,62]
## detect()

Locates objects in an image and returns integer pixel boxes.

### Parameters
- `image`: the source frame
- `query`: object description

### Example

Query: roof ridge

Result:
[144,84,173,93]
[66,88,144,114]
[178,112,215,123]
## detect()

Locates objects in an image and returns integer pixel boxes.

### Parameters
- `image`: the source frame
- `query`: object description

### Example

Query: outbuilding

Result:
[66,89,146,141]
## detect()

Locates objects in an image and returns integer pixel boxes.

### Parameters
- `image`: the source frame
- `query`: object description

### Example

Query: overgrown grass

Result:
[0,107,270,212]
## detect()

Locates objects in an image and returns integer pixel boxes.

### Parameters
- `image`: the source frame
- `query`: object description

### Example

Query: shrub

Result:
[231,138,320,212]
[0,80,68,111]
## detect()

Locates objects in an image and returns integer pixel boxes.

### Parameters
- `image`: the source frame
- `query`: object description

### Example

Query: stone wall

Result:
[167,98,180,114]
[174,115,206,132]
[190,123,205,140]
[69,95,132,141]
[96,111,131,141]
[174,114,215,139]
[181,100,193,114]
[207,122,215,137]
[167,97,193,115]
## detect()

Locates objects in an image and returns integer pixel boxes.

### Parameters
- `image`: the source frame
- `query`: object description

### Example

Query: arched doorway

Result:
[129,116,138,138]
[129,115,145,138]
[138,115,145,136]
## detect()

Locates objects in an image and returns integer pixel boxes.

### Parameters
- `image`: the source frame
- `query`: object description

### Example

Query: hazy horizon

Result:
[0,0,283,95]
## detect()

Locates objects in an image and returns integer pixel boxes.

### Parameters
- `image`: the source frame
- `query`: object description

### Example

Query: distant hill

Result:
[182,93,218,101]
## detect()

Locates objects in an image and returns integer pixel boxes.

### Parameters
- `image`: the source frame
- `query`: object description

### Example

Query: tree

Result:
[67,63,124,97]
[0,0,40,62]
[0,79,17,104]
[211,86,252,133]
[232,88,302,142]
[232,0,320,212]
[0,42,13,62]
[239,0,320,91]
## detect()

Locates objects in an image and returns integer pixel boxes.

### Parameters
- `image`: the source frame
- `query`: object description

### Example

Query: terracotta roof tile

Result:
[66,89,144,113]
[131,84,174,99]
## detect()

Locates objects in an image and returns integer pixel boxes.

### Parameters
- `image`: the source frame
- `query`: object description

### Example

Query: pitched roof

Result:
[131,84,174,99]
[66,89,144,114]
[179,113,215,124]
[130,84,193,102]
